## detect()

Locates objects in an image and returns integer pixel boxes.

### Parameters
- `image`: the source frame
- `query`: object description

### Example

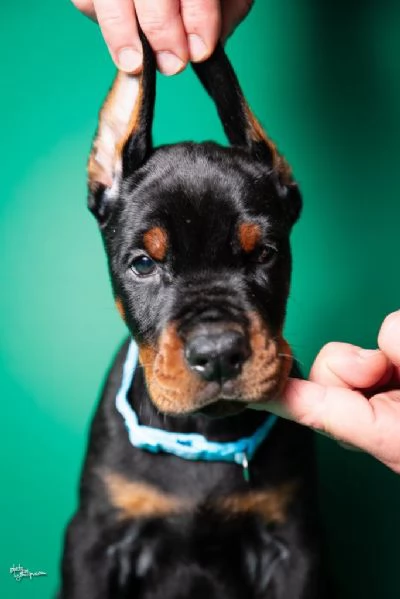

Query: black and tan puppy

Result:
[60,36,330,599]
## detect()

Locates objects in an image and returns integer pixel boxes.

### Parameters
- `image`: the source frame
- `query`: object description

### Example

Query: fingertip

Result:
[116,47,143,73]
[181,0,221,62]
[378,310,400,358]
[325,347,389,389]
[156,51,186,75]
[309,342,359,386]
[188,33,210,62]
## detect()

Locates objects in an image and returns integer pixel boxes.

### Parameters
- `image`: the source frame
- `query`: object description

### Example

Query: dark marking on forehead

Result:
[238,222,261,253]
[143,227,168,261]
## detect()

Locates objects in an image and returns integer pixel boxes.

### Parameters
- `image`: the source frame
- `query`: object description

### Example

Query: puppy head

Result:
[88,35,302,416]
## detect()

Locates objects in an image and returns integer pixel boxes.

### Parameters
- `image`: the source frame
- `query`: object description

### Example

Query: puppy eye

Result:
[255,244,277,266]
[130,255,157,277]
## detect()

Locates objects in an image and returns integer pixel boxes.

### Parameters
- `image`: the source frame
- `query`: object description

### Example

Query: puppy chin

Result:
[149,383,244,418]
[149,376,286,418]
[196,400,246,418]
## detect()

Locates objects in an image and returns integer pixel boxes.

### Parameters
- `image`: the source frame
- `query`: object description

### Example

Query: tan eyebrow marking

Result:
[238,222,262,253]
[143,227,168,261]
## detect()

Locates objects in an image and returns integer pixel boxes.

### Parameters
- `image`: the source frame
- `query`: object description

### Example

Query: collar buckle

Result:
[241,453,250,483]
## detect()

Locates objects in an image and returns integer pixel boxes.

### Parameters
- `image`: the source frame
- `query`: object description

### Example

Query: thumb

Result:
[309,342,391,389]
[262,378,399,464]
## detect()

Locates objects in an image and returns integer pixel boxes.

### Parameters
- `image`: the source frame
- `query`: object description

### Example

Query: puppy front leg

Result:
[58,512,116,599]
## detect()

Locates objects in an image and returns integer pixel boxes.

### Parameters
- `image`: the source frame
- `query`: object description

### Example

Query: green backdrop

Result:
[1,0,400,597]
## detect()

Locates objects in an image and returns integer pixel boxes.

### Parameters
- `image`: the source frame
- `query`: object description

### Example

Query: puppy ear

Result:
[192,44,302,224]
[88,32,156,223]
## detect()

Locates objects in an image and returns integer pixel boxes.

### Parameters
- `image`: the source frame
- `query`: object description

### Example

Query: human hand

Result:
[71,0,253,74]
[254,311,400,473]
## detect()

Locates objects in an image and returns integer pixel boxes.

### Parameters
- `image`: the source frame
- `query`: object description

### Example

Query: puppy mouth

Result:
[197,400,246,418]
[189,380,247,417]
[189,377,280,418]
[139,315,292,416]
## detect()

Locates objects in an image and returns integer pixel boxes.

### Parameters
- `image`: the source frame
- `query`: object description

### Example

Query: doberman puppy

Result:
[59,35,330,599]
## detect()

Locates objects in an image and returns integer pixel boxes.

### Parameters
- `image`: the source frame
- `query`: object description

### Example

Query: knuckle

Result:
[318,341,342,360]
[71,0,92,13]
[99,10,126,28]
[140,12,168,35]
[186,0,219,23]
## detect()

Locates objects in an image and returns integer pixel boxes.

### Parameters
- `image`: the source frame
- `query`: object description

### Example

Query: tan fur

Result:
[104,472,191,519]
[219,482,297,524]
[244,104,293,185]
[138,315,291,413]
[143,227,168,261]
[238,313,293,403]
[138,326,207,414]
[238,222,261,253]
[88,72,143,192]
[115,297,126,321]
[104,471,295,525]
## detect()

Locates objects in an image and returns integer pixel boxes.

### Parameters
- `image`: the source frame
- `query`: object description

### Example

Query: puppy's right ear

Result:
[88,33,156,224]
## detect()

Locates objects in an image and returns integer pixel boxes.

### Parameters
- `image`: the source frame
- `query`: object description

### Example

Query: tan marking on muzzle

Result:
[238,222,261,253]
[115,297,126,321]
[143,227,168,261]
[104,471,191,519]
[219,481,297,524]
[237,313,293,403]
[138,325,207,414]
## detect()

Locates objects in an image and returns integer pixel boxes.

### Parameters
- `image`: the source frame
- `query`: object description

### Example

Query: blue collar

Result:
[115,340,278,480]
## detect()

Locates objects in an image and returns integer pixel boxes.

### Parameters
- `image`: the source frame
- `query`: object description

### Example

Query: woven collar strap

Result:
[115,340,278,478]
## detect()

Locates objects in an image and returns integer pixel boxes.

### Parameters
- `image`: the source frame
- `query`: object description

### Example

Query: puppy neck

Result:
[128,365,268,443]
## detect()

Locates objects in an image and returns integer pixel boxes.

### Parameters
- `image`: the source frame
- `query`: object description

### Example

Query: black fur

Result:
[59,37,332,599]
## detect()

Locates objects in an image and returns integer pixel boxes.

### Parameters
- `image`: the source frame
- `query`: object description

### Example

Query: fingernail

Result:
[358,348,379,360]
[188,34,208,62]
[156,51,185,75]
[117,47,142,73]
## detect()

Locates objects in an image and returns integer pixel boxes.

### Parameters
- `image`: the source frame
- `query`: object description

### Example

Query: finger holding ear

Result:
[71,0,96,20]
[92,0,143,73]
[134,0,188,75]
[180,0,221,62]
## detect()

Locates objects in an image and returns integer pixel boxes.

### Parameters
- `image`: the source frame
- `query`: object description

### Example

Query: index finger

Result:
[93,0,143,72]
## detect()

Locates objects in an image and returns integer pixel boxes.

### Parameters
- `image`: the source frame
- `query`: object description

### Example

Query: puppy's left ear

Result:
[192,44,302,225]
[88,33,156,223]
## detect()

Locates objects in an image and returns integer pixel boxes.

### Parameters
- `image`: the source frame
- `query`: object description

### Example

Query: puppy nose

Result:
[185,331,250,382]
